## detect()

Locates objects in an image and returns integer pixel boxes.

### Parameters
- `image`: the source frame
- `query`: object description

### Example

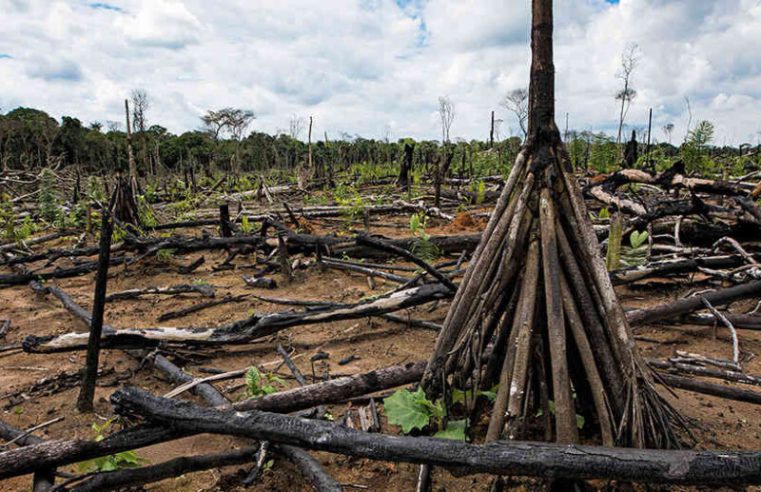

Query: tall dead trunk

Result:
[124,100,138,187]
[398,142,414,191]
[421,0,687,450]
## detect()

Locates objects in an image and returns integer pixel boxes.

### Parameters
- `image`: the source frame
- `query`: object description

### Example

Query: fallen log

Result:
[322,258,411,284]
[106,284,215,302]
[0,230,74,254]
[123,234,266,254]
[23,283,451,352]
[60,446,259,492]
[151,346,340,491]
[685,312,761,331]
[610,254,751,285]
[0,256,130,287]
[0,425,192,481]
[648,359,761,387]
[627,280,761,326]
[233,360,426,412]
[655,373,761,404]
[109,386,761,485]
[0,419,55,492]
[156,294,248,322]
[356,234,457,292]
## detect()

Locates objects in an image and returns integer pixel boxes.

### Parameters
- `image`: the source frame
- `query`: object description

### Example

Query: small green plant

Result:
[383,388,466,440]
[469,180,486,205]
[245,367,284,398]
[137,195,158,227]
[409,213,439,262]
[38,168,62,224]
[240,215,251,234]
[77,419,146,472]
[621,230,649,267]
[155,248,175,263]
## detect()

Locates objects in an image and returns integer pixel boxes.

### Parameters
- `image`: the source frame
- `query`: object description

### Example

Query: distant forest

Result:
[0,105,757,179]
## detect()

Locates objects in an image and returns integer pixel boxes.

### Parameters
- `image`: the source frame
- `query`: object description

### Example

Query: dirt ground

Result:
[2,210,761,491]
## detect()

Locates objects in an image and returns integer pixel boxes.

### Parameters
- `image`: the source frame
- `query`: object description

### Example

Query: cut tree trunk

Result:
[421,0,687,450]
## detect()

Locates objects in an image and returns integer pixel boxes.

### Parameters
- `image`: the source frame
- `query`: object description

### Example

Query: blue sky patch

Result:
[89,2,123,12]
[0,54,12,59]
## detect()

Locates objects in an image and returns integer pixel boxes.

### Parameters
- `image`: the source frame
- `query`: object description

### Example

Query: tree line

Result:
[0,103,755,180]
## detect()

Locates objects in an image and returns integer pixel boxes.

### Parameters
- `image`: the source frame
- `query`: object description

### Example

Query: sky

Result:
[0,0,759,145]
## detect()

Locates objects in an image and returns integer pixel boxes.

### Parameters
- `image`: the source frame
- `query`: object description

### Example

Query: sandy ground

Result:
[1,210,760,491]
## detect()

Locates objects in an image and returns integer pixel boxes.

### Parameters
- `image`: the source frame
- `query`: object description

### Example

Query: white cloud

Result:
[117,0,202,49]
[0,0,758,144]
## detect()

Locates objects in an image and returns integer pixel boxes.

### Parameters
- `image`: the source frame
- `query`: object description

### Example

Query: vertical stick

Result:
[219,203,232,238]
[124,99,137,185]
[490,110,495,149]
[308,116,314,177]
[76,209,113,413]
[645,107,653,169]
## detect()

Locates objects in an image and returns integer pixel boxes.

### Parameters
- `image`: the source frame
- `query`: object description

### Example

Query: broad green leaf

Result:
[576,414,586,430]
[383,388,432,434]
[434,419,467,441]
[629,230,648,249]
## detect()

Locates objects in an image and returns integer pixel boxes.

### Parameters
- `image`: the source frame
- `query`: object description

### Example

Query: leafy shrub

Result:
[245,367,284,398]
[409,213,439,262]
[38,168,62,224]
[77,419,145,472]
[383,388,466,440]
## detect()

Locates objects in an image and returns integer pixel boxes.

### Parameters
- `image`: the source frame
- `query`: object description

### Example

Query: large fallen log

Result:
[23,283,451,352]
[107,386,761,485]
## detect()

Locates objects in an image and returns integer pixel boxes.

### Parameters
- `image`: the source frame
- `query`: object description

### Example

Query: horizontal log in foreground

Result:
[106,386,761,486]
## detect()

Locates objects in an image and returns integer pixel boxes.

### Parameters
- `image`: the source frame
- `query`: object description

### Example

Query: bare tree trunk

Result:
[76,210,113,412]
[308,116,314,177]
[124,100,137,186]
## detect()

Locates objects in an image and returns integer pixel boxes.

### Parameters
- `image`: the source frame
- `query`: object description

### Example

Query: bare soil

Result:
[2,210,761,491]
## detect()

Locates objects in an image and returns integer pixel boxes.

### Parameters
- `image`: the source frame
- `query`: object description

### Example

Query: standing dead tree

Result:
[422,0,687,450]
[616,43,639,145]
[130,89,151,175]
[123,99,138,187]
[502,88,529,139]
[438,96,455,144]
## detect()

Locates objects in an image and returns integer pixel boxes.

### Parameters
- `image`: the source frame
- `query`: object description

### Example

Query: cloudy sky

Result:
[1,0,759,144]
